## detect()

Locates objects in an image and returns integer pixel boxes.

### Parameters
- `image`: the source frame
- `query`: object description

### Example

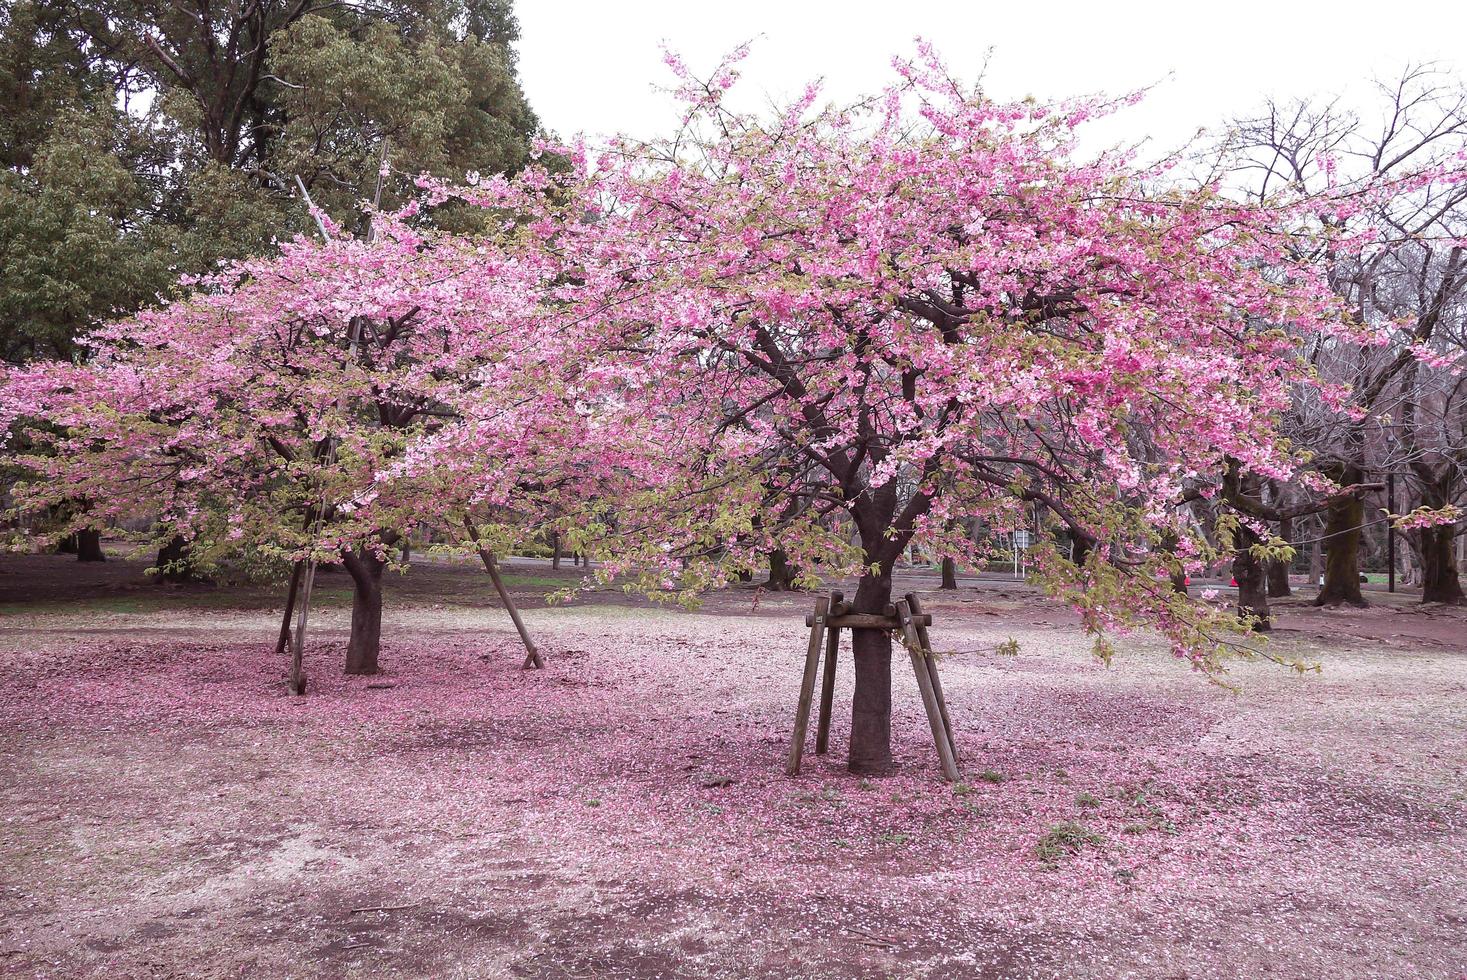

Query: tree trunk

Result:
[1316,475,1367,608]
[76,528,105,562]
[1418,524,1464,604]
[1169,567,1189,595]
[341,548,385,675]
[1232,535,1271,632]
[56,533,78,555]
[551,532,562,570]
[940,556,958,590]
[1266,516,1292,598]
[155,534,208,583]
[848,568,895,776]
[764,547,800,591]
[1159,530,1188,595]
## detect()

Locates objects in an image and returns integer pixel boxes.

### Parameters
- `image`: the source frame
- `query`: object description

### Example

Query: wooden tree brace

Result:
[906,593,958,767]
[785,593,830,776]
[804,612,930,629]
[463,520,544,669]
[896,597,960,781]
[787,590,961,781]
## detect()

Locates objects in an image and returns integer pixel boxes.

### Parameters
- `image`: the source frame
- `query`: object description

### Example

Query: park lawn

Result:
[1,558,1464,978]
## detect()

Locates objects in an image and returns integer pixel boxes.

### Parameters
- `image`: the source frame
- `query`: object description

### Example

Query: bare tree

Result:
[1224,64,1467,606]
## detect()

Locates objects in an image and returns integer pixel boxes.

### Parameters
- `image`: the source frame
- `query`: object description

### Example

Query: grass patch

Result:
[978,769,1006,784]
[499,575,569,589]
[1036,821,1104,866]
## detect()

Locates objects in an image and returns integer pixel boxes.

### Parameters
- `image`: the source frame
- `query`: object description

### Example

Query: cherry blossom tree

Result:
[525,46,1407,774]
[3,200,609,674]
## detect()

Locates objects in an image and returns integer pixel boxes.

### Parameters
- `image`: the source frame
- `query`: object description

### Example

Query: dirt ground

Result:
[1,553,1464,978]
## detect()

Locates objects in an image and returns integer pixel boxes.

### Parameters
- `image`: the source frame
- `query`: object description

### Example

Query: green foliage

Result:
[0,112,175,360]
[0,0,540,364]
[268,13,533,223]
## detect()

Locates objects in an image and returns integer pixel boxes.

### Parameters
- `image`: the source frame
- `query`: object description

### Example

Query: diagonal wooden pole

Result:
[275,560,305,656]
[906,592,958,765]
[464,521,543,669]
[786,593,830,776]
[896,598,960,782]
[284,177,361,695]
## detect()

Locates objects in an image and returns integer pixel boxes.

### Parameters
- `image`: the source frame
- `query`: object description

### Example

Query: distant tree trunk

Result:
[1417,524,1464,605]
[400,537,411,564]
[1266,516,1293,598]
[76,528,105,562]
[551,532,562,570]
[155,534,208,583]
[1159,530,1187,595]
[1232,533,1271,631]
[940,556,958,590]
[764,547,800,591]
[56,533,78,555]
[1316,471,1367,608]
[341,547,386,674]
[849,564,895,775]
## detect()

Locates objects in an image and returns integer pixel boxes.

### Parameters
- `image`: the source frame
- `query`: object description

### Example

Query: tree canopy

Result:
[0,0,540,362]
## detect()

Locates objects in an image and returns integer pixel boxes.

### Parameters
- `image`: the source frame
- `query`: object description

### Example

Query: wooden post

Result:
[1387,473,1396,594]
[284,313,362,695]
[786,594,830,776]
[464,521,543,669]
[815,590,843,755]
[289,558,316,695]
[275,560,305,656]
[906,593,957,765]
[480,549,543,669]
[896,599,960,782]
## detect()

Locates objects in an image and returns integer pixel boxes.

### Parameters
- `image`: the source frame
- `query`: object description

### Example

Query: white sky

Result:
[517,1,1467,157]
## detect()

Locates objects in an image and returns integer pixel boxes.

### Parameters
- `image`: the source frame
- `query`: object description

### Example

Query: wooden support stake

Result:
[289,559,316,695]
[275,560,305,656]
[463,520,542,668]
[896,599,960,781]
[815,590,843,755]
[480,548,543,669]
[906,593,958,765]
[284,317,360,695]
[805,612,929,629]
[786,594,830,776]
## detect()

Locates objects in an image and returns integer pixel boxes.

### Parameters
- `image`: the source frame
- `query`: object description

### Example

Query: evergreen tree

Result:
[0,0,539,362]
